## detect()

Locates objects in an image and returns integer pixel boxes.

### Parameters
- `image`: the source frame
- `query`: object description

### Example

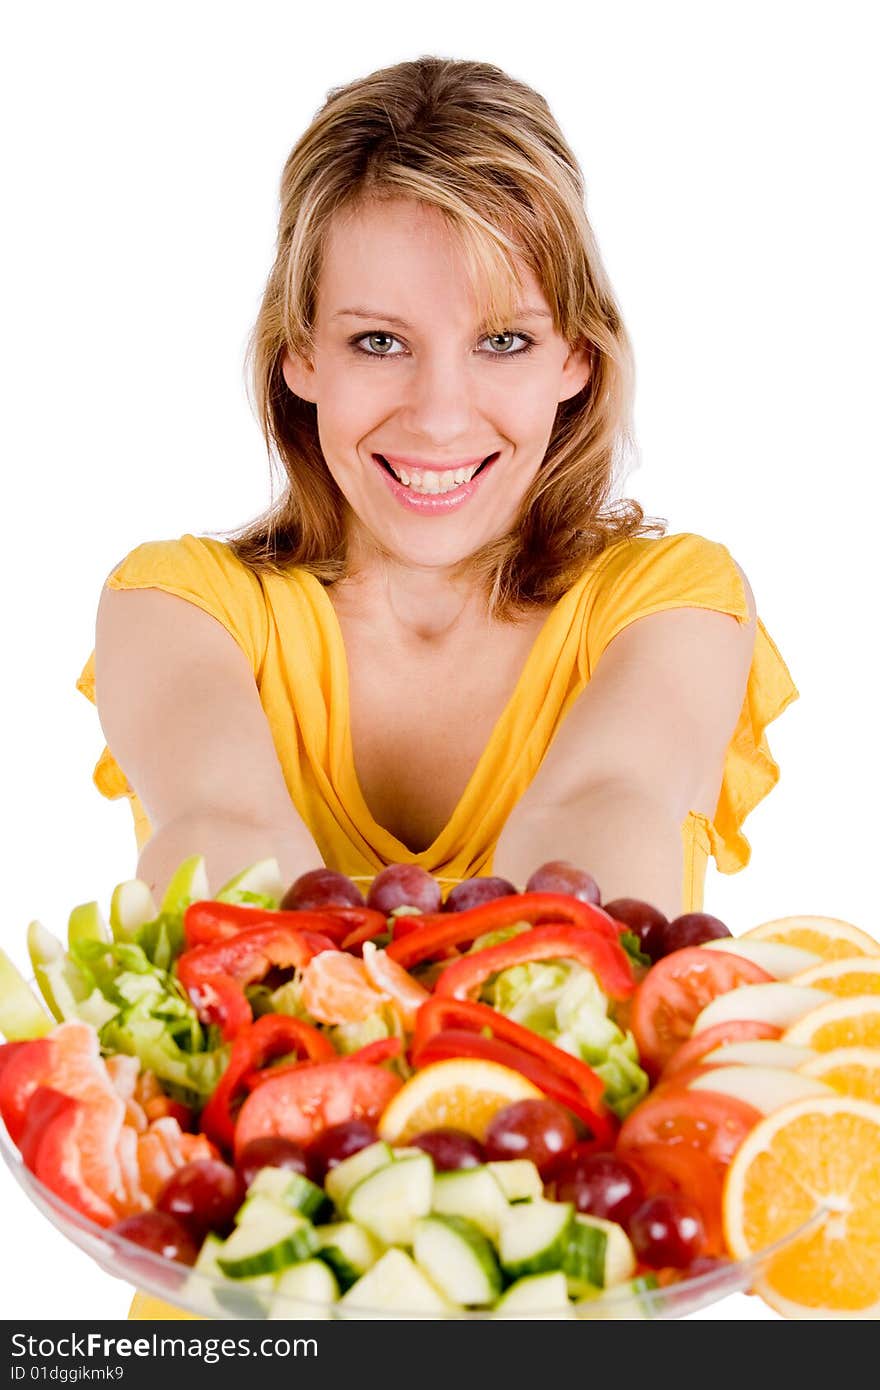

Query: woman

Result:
[79,55,796,952]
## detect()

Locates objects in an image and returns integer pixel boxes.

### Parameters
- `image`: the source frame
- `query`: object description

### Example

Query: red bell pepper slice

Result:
[200,1014,336,1151]
[243,1035,404,1096]
[411,1030,615,1144]
[386,893,622,969]
[412,997,607,1112]
[338,910,396,953]
[432,923,635,1003]
[177,926,335,1039]
[183,901,351,948]
[342,1037,403,1067]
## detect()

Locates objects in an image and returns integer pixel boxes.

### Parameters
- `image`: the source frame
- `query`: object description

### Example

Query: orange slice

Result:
[722,1094,880,1317]
[377,1058,542,1144]
[741,916,880,961]
[783,996,880,1051]
[799,1048,880,1103]
[300,950,388,1025]
[788,957,880,997]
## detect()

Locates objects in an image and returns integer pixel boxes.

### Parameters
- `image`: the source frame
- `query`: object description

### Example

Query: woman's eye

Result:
[351,329,535,359]
[481,331,533,355]
[355,332,403,357]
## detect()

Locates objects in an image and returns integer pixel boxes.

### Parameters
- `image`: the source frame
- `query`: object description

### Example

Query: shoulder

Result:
[580,531,756,676]
[102,534,269,669]
[105,533,253,589]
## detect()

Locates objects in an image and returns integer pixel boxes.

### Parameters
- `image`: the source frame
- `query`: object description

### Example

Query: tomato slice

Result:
[631,948,774,1077]
[617,1085,761,1174]
[622,1140,725,1256]
[233,1061,402,1158]
[660,1019,782,1080]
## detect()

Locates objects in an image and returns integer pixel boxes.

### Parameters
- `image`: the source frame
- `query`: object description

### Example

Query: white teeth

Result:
[383,457,486,493]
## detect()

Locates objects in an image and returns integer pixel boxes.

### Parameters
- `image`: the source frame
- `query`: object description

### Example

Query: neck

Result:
[333,529,484,644]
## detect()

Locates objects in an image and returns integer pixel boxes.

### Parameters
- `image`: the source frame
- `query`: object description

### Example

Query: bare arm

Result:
[494,569,758,918]
[94,585,323,902]
[494,780,686,920]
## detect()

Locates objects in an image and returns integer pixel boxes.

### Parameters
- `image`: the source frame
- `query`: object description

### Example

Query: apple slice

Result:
[110,880,158,943]
[67,901,111,950]
[0,947,53,1040]
[700,1039,816,1068]
[688,1065,835,1114]
[160,854,210,917]
[692,983,834,1034]
[216,857,284,906]
[700,939,820,978]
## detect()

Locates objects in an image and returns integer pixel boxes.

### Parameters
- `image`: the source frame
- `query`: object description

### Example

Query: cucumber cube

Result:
[270,1260,339,1320]
[324,1141,394,1213]
[347,1153,433,1246]
[316,1223,384,1291]
[413,1215,502,1306]
[217,1210,318,1279]
[497,1198,574,1279]
[431,1166,510,1242]
[246,1166,330,1221]
[338,1249,455,1317]
[487,1159,543,1203]
[494,1271,575,1319]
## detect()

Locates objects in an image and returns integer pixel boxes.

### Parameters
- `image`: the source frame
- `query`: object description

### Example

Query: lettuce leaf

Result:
[483,958,648,1119]
[69,938,227,1104]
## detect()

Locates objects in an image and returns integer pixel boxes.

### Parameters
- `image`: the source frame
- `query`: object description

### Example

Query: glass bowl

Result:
[0,883,822,1319]
[0,1106,820,1320]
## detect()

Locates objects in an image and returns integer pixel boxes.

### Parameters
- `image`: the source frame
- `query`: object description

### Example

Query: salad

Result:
[2,857,880,1320]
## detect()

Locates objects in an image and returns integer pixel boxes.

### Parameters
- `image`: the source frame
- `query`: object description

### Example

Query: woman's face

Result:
[283,198,591,572]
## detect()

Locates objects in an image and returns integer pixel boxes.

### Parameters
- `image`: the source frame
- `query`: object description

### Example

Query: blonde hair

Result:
[224,55,666,616]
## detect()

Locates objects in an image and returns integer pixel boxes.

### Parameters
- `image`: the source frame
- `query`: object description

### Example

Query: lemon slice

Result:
[740,916,880,961]
[377,1059,542,1144]
[722,1094,880,1317]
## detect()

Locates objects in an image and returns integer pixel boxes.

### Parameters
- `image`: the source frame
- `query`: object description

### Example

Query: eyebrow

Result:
[331,304,553,328]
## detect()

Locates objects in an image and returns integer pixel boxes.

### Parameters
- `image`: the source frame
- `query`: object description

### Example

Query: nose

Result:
[396,348,480,448]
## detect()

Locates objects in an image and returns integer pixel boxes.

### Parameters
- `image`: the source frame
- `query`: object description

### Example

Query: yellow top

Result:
[76,529,798,915]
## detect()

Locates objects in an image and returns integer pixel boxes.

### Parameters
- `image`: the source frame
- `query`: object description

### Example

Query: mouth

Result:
[373,453,500,496]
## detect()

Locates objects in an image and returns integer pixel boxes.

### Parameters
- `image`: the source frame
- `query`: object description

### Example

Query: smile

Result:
[373,452,499,498]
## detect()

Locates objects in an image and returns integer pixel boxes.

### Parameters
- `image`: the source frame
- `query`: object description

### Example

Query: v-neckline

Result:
[304,573,575,861]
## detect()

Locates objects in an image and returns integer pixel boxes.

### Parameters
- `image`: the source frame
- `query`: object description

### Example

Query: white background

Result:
[2,0,876,1322]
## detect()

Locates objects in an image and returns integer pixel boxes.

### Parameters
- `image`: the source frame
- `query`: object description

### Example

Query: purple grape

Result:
[366,864,442,916]
[280,868,365,911]
[234,1136,310,1188]
[111,1211,199,1266]
[547,1151,646,1227]
[306,1120,379,1184]
[442,877,518,912]
[525,860,601,904]
[407,1128,485,1171]
[603,898,670,962]
[629,1194,707,1268]
[484,1100,578,1177]
[657,912,732,958]
[157,1159,244,1239]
